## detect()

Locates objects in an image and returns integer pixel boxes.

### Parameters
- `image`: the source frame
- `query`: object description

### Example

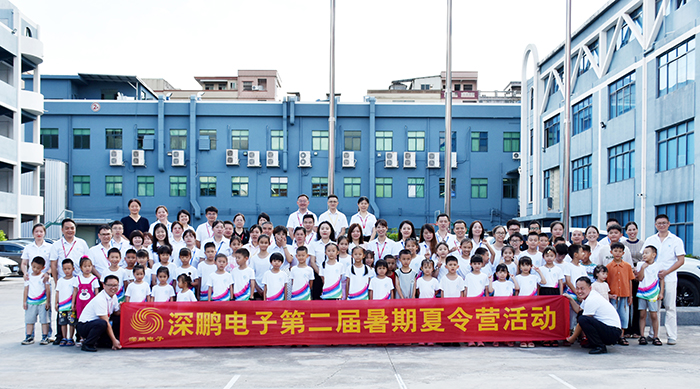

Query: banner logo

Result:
[131,308,164,335]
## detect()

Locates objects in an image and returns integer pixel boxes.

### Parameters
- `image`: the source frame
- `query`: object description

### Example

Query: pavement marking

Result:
[223,374,240,389]
[548,374,577,389]
[395,373,408,389]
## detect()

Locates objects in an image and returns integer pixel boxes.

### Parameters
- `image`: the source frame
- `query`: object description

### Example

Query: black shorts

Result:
[58,311,77,326]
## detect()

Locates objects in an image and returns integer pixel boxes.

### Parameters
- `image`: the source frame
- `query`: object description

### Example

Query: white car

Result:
[0,256,19,278]
[677,257,700,306]
[0,263,10,281]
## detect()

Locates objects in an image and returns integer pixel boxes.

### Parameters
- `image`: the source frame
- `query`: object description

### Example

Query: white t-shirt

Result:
[287,210,318,231]
[176,289,197,302]
[174,266,199,294]
[110,237,130,259]
[539,265,565,288]
[349,212,376,236]
[596,244,633,267]
[101,267,128,302]
[231,267,256,301]
[50,237,90,278]
[439,276,466,298]
[195,221,214,242]
[205,272,233,301]
[415,277,439,298]
[369,276,394,300]
[250,253,272,292]
[464,272,489,297]
[409,256,428,274]
[151,284,176,302]
[125,281,151,303]
[643,232,686,283]
[152,262,177,286]
[25,273,49,305]
[88,244,113,277]
[175,246,201,268]
[197,262,218,299]
[200,237,232,259]
[344,264,375,300]
[78,290,119,322]
[262,270,289,301]
[366,238,397,261]
[636,261,663,302]
[318,210,348,235]
[564,263,589,294]
[21,241,52,273]
[515,273,540,296]
[580,289,622,328]
[311,239,335,268]
[320,261,344,299]
[289,265,315,301]
[435,232,458,251]
[492,280,515,297]
[520,250,543,268]
[56,277,78,312]
[591,281,610,301]
[170,238,187,261]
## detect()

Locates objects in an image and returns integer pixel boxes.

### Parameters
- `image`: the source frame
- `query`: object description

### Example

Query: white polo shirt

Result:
[49,237,90,278]
[580,289,621,328]
[21,240,52,273]
[286,210,318,231]
[366,238,398,261]
[643,232,686,283]
[88,243,113,277]
[78,290,120,323]
[318,210,348,235]
[195,221,215,242]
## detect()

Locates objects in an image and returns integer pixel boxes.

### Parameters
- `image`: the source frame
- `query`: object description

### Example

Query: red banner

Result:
[120,296,569,348]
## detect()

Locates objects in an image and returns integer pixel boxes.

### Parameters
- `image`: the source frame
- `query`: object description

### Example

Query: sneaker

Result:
[667,338,677,345]
[21,337,34,345]
[75,340,82,347]
[39,337,50,345]
[81,344,97,352]
[520,342,528,348]
[476,342,485,347]
[52,337,62,346]
[467,342,476,347]
[527,342,536,348]
[589,346,608,354]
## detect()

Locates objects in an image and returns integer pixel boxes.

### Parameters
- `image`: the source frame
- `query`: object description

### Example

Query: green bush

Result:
[0,230,6,241]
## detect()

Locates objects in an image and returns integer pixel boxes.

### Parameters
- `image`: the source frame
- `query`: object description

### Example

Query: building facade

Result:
[143,70,282,101]
[0,0,43,238]
[521,0,697,254]
[29,74,521,241]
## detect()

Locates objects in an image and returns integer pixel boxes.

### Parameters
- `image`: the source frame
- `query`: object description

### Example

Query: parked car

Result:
[0,256,19,278]
[0,241,26,274]
[677,257,700,307]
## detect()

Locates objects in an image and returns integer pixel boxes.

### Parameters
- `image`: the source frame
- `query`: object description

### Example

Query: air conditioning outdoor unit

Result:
[451,152,457,168]
[342,151,355,168]
[384,152,398,168]
[171,150,185,167]
[109,150,123,166]
[266,150,279,167]
[132,150,145,167]
[427,152,440,168]
[225,149,239,166]
[299,151,311,167]
[512,152,521,160]
[403,152,416,168]
[247,151,261,167]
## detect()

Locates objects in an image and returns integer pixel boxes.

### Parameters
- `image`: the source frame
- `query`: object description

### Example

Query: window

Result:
[579,40,599,75]
[464,84,473,91]
[658,121,694,171]
[657,201,694,254]
[270,177,288,197]
[231,176,249,197]
[137,129,154,150]
[407,178,425,198]
[571,215,592,228]
[454,84,461,91]
[440,178,457,198]
[439,131,456,152]
[199,129,217,150]
[344,130,361,151]
[470,178,487,199]
[544,169,551,198]
[105,176,122,196]
[572,96,592,136]
[609,140,635,183]
[615,7,642,50]
[243,81,253,91]
[312,130,329,151]
[344,177,361,198]
[375,178,392,198]
[376,131,393,151]
[204,83,213,90]
[73,176,90,196]
[609,72,636,119]
[231,130,249,150]
[529,128,534,156]
[40,128,58,149]
[420,84,430,90]
[503,132,520,152]
[572,155,592,191]
[544,115,560,148]
[137,176,155,197]
[503,178,518,199]
[658,38,695,97]
[105,128,122,149]
[73,129,90,149]
[101,89,117,100]
[170,129,187,150]
[529,175,533,203]
[312,177,328,197]
[169,176,187,197]
[471,132,488,152]
[607,210,635,228]
[199,176,216,197]
[548,70,561,96]
[407,131,425,152]
[270,130,283,151]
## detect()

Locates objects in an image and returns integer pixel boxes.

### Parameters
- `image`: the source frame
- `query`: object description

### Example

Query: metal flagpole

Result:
[562,0,572,238]
[328,0,336,195]
[444,0,453,217]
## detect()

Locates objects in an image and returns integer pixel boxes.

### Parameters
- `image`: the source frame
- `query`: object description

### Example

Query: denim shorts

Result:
[610,297,630,328]
[25,304,50,325]
[638,298,659,312]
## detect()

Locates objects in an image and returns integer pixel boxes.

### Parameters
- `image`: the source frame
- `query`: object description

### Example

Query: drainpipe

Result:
[282,98,288,172]
[366,96,380,218]
[157,96,165,172]
[189,95,201,218]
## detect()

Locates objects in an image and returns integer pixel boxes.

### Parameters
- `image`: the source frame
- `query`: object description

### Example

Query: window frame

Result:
[231,176,249,197]
[375,177,393,198]
[270,130,284,151]
[105,128,122,150]
[439,177,457,199]
[572,96,592,136]
[312,130,329,151]
[40,128,59,149]
[169,129,187,150]
[270,177,288,197]
[231,130,249,150]
[572,155,592,191]
[544,114,560,148]
[199,129,217,150]
[137,128,154,150]
[657,120,694,171]
[343,130,362,151]
[343,177,361,198]
[470,178,487,199]
[502,178,518,199]
[375,131,393,152]
[407,131,425,152]
[471,131,488,152]
[73,175,90,196]
[407,177,425,198]
[658,37,695,97]
[199,176,217,197]
[311,177,329,198]
[137,176,155,197]
[169,176,187,197]
[503,132,520,152]
[73,128,90,149]
[105,175,122,196]
[609,72,636,119]
[608,140,635,183]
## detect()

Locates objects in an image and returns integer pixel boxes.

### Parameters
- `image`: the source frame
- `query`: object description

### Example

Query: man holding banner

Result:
[566,276,621,355]
[77,275,122,352]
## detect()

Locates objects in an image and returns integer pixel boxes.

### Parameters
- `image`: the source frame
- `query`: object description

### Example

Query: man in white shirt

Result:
[195,206,219,242]
[435,213,458,251]
[566,276,622,354]
[49,219,90,280]
[643,214,686,345]
[287,194,317,236]
[599,218,627,244]
[318,194,348,237]
[88,225,114,277]
[77,275,121,352]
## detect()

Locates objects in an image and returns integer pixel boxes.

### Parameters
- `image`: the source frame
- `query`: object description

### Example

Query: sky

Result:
[14,0,610,102]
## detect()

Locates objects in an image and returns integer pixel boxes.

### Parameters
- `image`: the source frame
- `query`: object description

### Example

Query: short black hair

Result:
[235,248,250,258]
[644,245,658,255]
[61,258,73,267]
[445,255,458,265]
[157,245,173,255]
[470,254,484,264]
[108,247,122,258]
[398,249,411,258]
[610,242,625,251]
[607,223,623,233]
[296,246,308,254]
[204,242,216,251]
[125,248,137,256]
[567,244,582,258]
[593,265,607,279]
[32,257,45,267]
[136,249,150,258]
[576,276,592,286]
[375,259,388,270]
[270,253,284,264]
[61,218,76,228]
[179,247,192,257]
[205,206,219,214]
[104,274,120,284]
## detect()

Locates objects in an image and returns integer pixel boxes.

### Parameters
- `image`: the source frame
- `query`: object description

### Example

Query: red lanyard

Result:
[376,241,387,258]
[296,211,309,227]
[206,224,213,238]
[62,239,76,258]
[359,214,369,230]
[101,247,109,260]
[305,233,314,245]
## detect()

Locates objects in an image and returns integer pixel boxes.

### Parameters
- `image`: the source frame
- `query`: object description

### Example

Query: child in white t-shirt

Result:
[150,267,175,302]
[207,254,233,301]
[125,265,151,303]
[368,260,394,300]
[538,246,564,295]
[102,248,128,303]
[55,259,78,346]
[22,257,51,345]
[320,243,344,300]
[501,245,518,278]
[176,274,197,302]
[345,246,374,300]
[290,247,314,301]
[490,263,519,347]
[415,259,439,298]
[262,253,289,301]
[197,242,218,301]
[231,248,256,301]
[174,248,199,294]
[635,245,665,346]
[464,255,490,298]
[439,256,465,298]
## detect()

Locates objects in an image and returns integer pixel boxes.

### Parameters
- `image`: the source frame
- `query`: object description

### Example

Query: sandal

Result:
[652,338,663,346]
[639,337,648,345]
[617,338,629,346]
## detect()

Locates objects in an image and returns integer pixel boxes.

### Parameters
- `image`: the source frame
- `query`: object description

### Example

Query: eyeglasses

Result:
[655,221,669,225]
[105,284,120,288]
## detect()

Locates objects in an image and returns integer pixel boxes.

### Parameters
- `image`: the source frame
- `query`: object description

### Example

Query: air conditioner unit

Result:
[132,150,145,167]
[342,151,355,168]
[225,149,239,166]
[266,150,279,167]
[247,151,261,167]
[403,152,416,168]
[171,150,185,167]
[299,151,311,168]
[385,152,398,168]
[252,85,263,91]
[427,152,440,168]
[451,152,457,169]
[109,150,123,166]
[512,152,521,160]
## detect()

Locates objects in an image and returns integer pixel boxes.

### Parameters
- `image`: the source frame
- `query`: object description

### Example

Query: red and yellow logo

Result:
[130,308,164,335]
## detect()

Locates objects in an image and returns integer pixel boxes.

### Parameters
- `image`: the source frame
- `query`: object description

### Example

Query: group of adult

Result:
[19,194,686,352]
